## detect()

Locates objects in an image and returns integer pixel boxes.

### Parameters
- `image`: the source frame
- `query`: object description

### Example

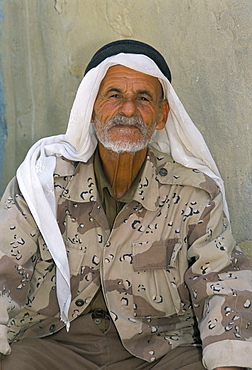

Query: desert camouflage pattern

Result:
[0,147,251,368]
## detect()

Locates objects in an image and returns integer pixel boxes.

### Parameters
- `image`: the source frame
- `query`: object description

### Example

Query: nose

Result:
[118,98,137,117]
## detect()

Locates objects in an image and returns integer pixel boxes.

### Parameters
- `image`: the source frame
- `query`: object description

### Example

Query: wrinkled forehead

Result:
[98,64,164,98]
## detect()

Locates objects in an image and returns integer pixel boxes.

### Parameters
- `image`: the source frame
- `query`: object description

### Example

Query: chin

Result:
[102,140,148,153]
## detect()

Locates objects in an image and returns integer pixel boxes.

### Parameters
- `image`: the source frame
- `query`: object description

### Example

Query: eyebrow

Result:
[137,89,154,100]
[104,87,154,100]
[104,87,123,96]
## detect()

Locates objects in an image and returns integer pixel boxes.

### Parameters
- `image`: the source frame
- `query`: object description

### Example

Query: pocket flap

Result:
[133,238,181,271]
[38,236,53,261]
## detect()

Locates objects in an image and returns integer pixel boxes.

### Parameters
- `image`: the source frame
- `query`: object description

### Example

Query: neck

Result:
[98,142,147,198]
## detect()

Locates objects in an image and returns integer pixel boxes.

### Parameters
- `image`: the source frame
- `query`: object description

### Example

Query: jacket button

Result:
[75,299,84,307]
[49,324,56,333]
[94,318,102,325]
[159,168,168,176]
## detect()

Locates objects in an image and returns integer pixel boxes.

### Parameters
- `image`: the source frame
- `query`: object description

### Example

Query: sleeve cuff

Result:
[203,339,252,369]
[0,325,11,355]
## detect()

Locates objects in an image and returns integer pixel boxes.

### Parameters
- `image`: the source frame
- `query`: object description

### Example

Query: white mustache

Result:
[105,116,145,130]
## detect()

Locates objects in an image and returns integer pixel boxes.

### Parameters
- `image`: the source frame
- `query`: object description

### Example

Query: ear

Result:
[156,99,169,130]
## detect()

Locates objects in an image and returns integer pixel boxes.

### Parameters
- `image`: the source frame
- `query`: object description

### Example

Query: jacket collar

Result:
[61,147,171,211]
[60,146,218,210]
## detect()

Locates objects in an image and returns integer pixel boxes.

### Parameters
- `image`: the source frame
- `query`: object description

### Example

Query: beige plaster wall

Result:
[2,0,252,255]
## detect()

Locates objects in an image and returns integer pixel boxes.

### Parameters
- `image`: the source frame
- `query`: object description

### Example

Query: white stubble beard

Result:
[93,115,156,153]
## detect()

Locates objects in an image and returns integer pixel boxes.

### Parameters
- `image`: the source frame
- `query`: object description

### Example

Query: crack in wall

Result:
[105,0,133,37]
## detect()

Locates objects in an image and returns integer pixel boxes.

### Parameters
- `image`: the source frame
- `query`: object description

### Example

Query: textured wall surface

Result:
[0,1,251,254]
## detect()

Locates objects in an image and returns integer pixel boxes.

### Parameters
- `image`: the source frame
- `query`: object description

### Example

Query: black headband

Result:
[84,39,171,83]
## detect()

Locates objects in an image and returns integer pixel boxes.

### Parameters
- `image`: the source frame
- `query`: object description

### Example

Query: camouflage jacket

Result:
[0,147,251,369]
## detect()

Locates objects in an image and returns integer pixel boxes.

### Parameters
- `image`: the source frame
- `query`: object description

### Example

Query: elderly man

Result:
[0,40,251,369]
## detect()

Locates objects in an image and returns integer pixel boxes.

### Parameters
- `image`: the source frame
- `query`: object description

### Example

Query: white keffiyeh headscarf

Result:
[16,53,228,330]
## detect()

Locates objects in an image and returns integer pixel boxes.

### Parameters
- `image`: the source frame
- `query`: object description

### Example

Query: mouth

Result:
[113,123,140,128]
[107,122,143,130]
[108,124,143,135]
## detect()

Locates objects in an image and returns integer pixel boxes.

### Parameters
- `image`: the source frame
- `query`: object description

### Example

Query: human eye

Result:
[106,88,122,101]
[139,96,149,101]
[137,95,151,105]
[136,90,153,105]
[109,93,121,99]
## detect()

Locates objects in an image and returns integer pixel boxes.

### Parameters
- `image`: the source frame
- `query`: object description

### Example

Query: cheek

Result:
[94,102,119,121]
[139,107,160,124]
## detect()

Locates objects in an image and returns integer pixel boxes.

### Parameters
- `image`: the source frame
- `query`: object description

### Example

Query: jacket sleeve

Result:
[0,177,39,355]
[185,190,252,370]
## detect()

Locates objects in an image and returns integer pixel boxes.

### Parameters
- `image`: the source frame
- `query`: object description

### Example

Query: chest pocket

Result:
[132,238,184,318]
[35,236,85,278]
[27,236,56,304]
[34,236,55,279]
[65,241,86,276]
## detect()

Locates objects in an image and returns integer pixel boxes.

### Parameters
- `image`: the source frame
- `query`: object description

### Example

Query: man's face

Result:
[92,65,169,153]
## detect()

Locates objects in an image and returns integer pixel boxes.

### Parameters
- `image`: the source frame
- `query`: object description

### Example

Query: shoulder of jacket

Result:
[149,146,220,200]
[54,156,81,178]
